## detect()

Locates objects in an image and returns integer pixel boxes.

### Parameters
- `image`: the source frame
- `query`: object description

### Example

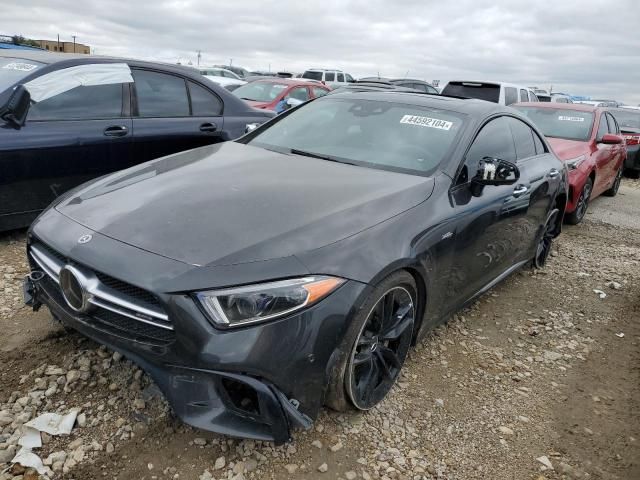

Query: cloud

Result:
[3,0,640,104]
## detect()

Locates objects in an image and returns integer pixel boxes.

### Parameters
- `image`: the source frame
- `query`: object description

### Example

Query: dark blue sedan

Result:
[0,51,274,231]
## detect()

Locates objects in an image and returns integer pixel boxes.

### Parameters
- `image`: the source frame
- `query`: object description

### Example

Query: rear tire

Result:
[604,167,622,197]
[325,271,417,412]
[565,177,592,225]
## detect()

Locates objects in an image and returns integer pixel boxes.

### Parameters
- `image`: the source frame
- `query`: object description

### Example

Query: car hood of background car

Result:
[547,137,589,161]
[55,142,435,267]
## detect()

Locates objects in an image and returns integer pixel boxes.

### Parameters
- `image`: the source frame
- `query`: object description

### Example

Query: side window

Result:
[324,72,335,82]
[596,113,608,140]
[557,97,568,103]
[606,113,619,134]
[188,81,222,116]
[532,131,546,155]
[528,92,538,102]
[312,87,329,98]
[459,117,517,184]
[337,73,344,82]
[287,87,310,102]
[425,84,439,94]
[504,87,518,105]
[29,84,123,121]
[520,89,528,102]
[133,70,189,117]
[345,74,354,82]
[412,83,428,92]
[507,117,537,160]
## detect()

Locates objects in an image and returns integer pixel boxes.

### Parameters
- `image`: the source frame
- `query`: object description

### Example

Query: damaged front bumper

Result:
[23,239,365,444]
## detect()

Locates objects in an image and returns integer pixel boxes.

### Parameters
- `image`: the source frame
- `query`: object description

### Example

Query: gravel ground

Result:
[0,179,638,480]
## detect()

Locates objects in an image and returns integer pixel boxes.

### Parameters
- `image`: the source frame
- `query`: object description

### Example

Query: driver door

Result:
[448,116,531,303]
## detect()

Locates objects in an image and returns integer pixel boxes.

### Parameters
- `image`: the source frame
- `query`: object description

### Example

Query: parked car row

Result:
[0,49,633,446]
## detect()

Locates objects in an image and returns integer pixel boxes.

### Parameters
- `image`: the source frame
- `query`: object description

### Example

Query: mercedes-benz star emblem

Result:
[59,266,91,313]
[77,234,92,244]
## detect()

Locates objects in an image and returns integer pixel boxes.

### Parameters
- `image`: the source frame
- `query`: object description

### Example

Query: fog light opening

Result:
[221,378,260,415]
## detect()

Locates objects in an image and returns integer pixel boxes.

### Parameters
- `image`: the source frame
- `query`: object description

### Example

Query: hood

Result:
[547,137,589,161]
[56,142,434,267]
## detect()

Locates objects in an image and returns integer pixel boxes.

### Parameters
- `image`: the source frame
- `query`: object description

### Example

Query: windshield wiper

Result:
[241,97,258,101]
[290,149,356,166]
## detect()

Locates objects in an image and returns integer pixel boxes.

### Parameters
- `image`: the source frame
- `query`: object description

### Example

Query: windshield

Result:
[201,69,224,77]
[610,110,640,130]
[0,57,44,92]
[514,106,594,141]
[233,82,288,102]
[247,97,466,176]
[302,71,323,81]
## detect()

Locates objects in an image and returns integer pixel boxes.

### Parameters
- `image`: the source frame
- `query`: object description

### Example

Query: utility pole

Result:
[57,34,60,52]
[230,58,233,67]
[197,50,201,66]
[72,35,76,53]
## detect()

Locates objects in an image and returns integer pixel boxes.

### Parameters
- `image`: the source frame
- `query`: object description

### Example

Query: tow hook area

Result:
[23,270,45,311]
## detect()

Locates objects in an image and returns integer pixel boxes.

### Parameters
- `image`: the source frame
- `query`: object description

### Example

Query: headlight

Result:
[196,276,345,328]
[565,154,586,170]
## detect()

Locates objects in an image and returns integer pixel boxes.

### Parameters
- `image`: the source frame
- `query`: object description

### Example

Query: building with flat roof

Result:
[35,39,90,54]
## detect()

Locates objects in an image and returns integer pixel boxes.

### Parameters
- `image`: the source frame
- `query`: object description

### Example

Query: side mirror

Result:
[470,157,520,196]
[600,133,622,145]
[0,85,31,128]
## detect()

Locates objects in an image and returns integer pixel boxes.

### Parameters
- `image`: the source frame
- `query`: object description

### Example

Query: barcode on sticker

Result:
[400,115,453,130]
[2,62,38,72]
[558,115,585,122]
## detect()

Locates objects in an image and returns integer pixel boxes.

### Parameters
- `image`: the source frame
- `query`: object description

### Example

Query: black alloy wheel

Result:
[534,208,560,268]
[604,167,622,196]
[346,284,415,410]
[566,177,592,225]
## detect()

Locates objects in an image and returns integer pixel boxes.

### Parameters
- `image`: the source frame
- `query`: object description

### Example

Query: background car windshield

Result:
[0,57,44,92]
[514,106,594,141]
[233,82,287,101]
[248,97,465,175]
[611,110,640,129]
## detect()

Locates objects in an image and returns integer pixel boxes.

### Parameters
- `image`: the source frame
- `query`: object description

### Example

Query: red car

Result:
[232,78,330,112]
[514,103,626,224]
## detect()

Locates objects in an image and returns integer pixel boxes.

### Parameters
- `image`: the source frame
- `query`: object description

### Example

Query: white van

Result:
[301,69,355,89]
[441,80,539,105]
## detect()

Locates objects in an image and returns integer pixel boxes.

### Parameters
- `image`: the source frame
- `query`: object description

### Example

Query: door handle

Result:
[513,185,529,196]
[199,122,218,133]
[103,125,128,137]
[548,168,560,178]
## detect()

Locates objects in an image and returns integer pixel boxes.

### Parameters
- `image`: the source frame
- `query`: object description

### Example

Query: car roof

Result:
[0,50,199,75]
[328,90,503,115]
[514,101,599,112]
[446,80,534,90]
[251,78,327,87]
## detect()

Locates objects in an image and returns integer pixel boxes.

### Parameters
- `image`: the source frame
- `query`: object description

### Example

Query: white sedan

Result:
[200,67,246,88]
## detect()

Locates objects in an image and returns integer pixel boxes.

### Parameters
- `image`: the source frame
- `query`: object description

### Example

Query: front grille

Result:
[33,240,161,308]
[29,239,174,345]
[39,276,175,345]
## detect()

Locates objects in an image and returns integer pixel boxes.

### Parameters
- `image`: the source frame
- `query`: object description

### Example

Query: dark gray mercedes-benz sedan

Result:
[24,92,567,443]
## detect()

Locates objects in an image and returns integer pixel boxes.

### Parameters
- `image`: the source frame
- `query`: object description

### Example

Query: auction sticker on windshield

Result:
[400,115,453,130]
[558,115,585,122]
[2,62,39,72]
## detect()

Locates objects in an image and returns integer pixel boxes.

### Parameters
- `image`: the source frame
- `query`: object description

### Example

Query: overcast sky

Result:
[3,0,640,104]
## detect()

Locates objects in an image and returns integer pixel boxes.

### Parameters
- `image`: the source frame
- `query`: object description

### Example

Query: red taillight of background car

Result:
[624,134,640,146]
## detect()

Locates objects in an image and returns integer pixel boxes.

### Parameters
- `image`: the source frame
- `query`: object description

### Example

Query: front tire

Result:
[533,208,560,268]
[565,177,592,225]
[325,271,417,412]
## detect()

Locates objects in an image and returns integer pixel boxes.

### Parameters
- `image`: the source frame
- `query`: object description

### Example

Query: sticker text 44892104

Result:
[400,115,453,131]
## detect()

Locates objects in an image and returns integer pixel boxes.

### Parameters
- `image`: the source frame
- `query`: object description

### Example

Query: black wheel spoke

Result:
[381,315,414,341]
[374,350,394,380]
[353,350,373,365]
[379,345,402,369]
